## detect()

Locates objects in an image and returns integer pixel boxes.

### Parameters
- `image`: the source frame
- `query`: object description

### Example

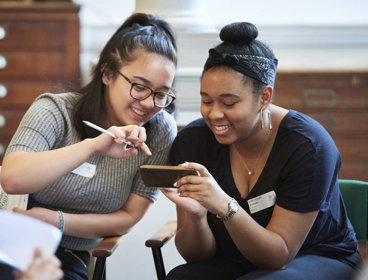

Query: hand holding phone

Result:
[139,165,198,188]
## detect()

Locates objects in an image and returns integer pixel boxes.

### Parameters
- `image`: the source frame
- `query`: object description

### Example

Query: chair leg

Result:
[93,257,106,280]
[151,248,166,280]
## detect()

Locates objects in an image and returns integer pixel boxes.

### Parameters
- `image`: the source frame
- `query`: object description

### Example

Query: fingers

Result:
[110,125,151,156]
[181,162,210,177]
[138,142,152,156]
[12,207,25,214]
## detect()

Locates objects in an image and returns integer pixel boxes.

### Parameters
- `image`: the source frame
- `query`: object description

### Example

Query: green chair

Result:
[339,179,368,263]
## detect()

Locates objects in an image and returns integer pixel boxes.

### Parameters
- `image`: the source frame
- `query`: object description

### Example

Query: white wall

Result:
[72,1,368,279]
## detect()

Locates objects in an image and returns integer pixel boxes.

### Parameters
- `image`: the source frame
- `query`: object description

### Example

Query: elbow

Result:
[0,172,22,194]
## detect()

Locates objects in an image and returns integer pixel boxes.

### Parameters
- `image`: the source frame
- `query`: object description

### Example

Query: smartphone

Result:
[139,165,198,188]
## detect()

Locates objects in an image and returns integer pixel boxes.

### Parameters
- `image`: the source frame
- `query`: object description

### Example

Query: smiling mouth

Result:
[132,107,147,116]
[214,124,231,131]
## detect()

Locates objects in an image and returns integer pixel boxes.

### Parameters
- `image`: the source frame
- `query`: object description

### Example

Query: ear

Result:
[101,63,112,85]
[260,85,273,109]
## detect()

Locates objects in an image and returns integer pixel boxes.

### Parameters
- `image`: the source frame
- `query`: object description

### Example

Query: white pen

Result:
[82,120,133,146]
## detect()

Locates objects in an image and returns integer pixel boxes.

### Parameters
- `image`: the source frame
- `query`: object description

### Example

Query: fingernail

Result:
[181,162,189,167]
[173,182,177,187]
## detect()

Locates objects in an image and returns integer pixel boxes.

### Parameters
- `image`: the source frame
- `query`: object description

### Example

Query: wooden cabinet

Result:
[0,2,80,161]
[273,71,368,181]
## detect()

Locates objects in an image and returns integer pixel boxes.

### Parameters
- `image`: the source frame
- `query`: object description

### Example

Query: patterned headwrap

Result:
[205,48,278,86]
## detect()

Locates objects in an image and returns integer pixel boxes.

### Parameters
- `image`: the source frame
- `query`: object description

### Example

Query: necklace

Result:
[232,131,270,176]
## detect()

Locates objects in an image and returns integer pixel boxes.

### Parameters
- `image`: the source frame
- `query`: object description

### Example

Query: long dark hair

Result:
[73,13,177,139]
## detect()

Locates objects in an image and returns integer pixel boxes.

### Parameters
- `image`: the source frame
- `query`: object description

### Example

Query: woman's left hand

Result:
[13,207,60,229]
[175,162,232,216]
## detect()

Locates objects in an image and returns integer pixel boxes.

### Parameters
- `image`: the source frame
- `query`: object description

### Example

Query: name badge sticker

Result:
[247,190,276,214]
[71,162,96,178]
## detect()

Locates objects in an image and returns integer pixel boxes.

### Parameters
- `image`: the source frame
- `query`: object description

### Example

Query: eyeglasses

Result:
[117,71,176,108]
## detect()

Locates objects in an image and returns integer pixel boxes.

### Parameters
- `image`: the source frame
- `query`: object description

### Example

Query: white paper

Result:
[0,211,62,272]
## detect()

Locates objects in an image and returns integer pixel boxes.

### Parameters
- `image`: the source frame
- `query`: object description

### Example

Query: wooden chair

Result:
[145,180,368,279]
[145,220,177,280]
[90,235,124,280]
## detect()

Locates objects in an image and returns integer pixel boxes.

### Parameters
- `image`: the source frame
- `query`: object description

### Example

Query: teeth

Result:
[215,125,229,131]
[132,107,146,116]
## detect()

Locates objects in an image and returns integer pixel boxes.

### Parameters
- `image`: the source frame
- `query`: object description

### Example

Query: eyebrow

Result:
[132,75,172,91]
[200,92,240,99]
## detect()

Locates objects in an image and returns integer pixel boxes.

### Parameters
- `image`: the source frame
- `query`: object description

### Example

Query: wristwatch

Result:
[216,198,239,222]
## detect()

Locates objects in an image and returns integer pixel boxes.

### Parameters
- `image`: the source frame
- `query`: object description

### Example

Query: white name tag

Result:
[71,162,96,178]
[247,190,276,214]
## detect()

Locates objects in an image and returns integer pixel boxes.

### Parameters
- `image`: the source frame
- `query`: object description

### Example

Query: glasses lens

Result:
[154,92,174,108]
[131,84,151,99]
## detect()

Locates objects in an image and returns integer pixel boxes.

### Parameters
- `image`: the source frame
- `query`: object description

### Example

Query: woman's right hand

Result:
[92,125,152,158]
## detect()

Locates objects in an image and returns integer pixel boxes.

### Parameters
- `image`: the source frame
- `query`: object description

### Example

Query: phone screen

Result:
[139,165,197,188]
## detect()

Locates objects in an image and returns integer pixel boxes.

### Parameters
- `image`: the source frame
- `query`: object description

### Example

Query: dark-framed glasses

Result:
[117,71,176,108]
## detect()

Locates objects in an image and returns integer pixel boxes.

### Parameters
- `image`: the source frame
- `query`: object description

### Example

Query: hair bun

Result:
[219,22,258,44]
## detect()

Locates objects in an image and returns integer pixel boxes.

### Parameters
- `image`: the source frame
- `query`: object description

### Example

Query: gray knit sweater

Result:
[6,92,177,250]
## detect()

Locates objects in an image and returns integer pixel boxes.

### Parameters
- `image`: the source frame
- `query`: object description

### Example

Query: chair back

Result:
[339,179,368,262]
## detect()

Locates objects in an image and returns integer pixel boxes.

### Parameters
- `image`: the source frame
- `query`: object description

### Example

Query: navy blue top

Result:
[169,110,362,269]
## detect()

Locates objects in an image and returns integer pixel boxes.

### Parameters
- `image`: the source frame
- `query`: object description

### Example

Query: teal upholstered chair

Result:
[338,179,368,263]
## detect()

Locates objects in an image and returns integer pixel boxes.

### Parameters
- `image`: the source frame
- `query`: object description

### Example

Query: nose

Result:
[139,94,155,109]
[208,104,224,120]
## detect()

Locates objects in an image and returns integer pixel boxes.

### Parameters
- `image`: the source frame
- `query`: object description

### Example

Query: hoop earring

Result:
[268,110,272,130]
[261,109,264,129]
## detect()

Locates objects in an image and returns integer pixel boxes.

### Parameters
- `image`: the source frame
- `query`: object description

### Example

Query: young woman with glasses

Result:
[0,13,177,280]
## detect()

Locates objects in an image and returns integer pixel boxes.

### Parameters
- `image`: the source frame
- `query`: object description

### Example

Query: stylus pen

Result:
[82,120,133,146]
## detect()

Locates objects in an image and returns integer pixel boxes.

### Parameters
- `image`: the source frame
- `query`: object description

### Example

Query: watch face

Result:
[230,199,239,212]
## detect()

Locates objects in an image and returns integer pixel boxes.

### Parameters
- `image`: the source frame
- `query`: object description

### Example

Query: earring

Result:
[261,109,264,129]
[268,110,272,130]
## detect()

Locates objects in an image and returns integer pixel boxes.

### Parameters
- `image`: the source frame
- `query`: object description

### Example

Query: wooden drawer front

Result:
[0,109,24,138]
[335,138,368,162]
[336,138,368,181]
[0,81,57,108]
[273,72,368,110]
[338,162,368,181]
[0,51,66,79]
[273,86,368,110]
[0,21,65,50]
[302,111,368,137]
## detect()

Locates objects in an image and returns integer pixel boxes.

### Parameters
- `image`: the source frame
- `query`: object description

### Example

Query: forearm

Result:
[175,209,216,262]
[225,209,292,269]
[62,209,138,239]
[1,139,95,194]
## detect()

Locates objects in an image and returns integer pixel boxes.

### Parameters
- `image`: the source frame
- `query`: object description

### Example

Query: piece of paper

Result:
[0,211,62,272]
[0,166,28,211]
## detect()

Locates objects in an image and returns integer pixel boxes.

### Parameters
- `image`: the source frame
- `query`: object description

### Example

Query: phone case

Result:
[139,165,197,188]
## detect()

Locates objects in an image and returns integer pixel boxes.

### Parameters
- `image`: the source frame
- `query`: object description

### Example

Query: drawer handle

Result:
[0,25,5,40]
[0,55,7,69]
[302,89,336,107]
[0,114,6,128]
[310,114,336,134]
[0,84,7,98]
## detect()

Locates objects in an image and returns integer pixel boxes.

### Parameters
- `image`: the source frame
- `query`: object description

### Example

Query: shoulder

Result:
[148,110,176,131]
[169,118,219,164]
[35,92,81,107]
[32,92,82,115]
[280,110,337,151]
[177,118,211,139]
[145,110,177,151]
